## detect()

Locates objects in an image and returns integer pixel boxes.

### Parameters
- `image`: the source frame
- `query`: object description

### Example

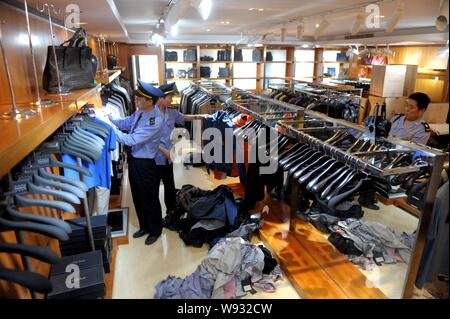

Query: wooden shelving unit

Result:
[199,61,232,64]
[164,61,198,64]
[163,44,306,92]
[0,85,101,179]
[167,78,200,81]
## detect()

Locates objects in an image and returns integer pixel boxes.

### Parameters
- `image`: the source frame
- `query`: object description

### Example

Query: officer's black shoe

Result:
[133,229,147,239]
[145,235,159,246]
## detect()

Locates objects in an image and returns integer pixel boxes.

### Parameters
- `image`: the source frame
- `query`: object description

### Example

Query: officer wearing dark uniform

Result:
[389,92,432,145]
[156,83,208,218]
[109,80,165,246]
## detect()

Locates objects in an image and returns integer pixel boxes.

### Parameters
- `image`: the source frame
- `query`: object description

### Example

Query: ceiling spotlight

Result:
[151,33,164,46]
[221,21,231,25]
[316,24,320,28]
[171,24,179,37]
[314,18,329,39]
[197,0,212,20]
[386,1,405,33]
[302,44,309,48]
[206,29,211,32]
[436,0,449,31]
[296,24,304,40]
[351,14,365,35]
[281,27,287,42]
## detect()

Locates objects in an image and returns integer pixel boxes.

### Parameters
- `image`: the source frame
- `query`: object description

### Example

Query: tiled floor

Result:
[113,161,422,299]
[112,163,300,299]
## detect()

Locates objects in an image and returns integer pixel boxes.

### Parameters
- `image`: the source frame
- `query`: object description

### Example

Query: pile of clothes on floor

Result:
[163,184,263,248]
[300,210,415,271]
[154,237,283,299]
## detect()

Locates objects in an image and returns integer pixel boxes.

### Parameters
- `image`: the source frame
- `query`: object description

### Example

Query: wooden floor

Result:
[228,183,387,299]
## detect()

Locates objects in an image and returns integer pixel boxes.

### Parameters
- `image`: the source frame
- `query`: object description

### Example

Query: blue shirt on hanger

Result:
[62,118,117,189]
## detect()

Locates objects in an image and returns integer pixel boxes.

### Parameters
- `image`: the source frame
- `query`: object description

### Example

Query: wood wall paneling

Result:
[0,3,74,105]
[0,3,102,298]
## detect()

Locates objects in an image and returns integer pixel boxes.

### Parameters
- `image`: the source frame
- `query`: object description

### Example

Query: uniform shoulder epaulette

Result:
[422,122,431,132]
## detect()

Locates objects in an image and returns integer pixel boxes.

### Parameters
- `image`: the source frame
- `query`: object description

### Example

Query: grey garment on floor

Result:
[226,222,261,241]
[154,271,213,299]
[416,182,449,288]
[362,221,412,263]
[233,241,265,298]
[154,238,266,299]
[88,186,111,216]
[191,219,226,232]
[331,219,412,263]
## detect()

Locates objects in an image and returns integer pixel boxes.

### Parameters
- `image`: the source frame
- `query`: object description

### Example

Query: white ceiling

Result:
[17,0,450,45]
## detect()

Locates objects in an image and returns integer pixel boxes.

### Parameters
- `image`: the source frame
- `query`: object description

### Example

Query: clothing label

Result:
[149,117,155,125]
[375,257,384,263]
[242,279,253,292]
[243,285,252,292]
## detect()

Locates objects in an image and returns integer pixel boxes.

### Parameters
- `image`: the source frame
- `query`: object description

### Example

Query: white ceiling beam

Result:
[106,0,129,40]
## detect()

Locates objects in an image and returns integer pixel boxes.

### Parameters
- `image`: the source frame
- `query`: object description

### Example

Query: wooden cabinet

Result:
[370,65,418,98]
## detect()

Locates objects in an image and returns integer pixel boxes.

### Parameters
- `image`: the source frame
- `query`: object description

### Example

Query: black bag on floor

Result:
[43,28,96,93]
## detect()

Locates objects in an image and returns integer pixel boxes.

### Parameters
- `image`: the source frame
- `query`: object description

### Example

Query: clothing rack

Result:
[197,81,448,299]
[293,79,364,98]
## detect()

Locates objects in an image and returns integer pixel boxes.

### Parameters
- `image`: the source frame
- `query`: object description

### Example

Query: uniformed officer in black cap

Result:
[109,80,165,246]
[390,92,432,145]
[156,83,208,220]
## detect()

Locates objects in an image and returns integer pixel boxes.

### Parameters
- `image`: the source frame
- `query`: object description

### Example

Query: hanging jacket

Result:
[202,111,236,175]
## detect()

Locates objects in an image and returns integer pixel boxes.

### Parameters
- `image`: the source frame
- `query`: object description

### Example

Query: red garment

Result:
[233,113,254,127]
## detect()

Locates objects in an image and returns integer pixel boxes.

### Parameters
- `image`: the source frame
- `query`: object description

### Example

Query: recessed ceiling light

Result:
[206,29,211,32]
[302,44,309,48]
[375,15,385,18]
[249,8,264,11]
[316,24,320,28]
[221,21,230,24]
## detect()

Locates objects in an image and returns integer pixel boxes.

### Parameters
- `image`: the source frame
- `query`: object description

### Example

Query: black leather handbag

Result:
[165,51,178,61]
[183,49,197,62]
[43,28,97,93]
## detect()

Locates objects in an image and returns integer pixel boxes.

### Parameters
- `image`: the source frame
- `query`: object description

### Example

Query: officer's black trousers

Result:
[128,157,162,237]
[159,163,176,211]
